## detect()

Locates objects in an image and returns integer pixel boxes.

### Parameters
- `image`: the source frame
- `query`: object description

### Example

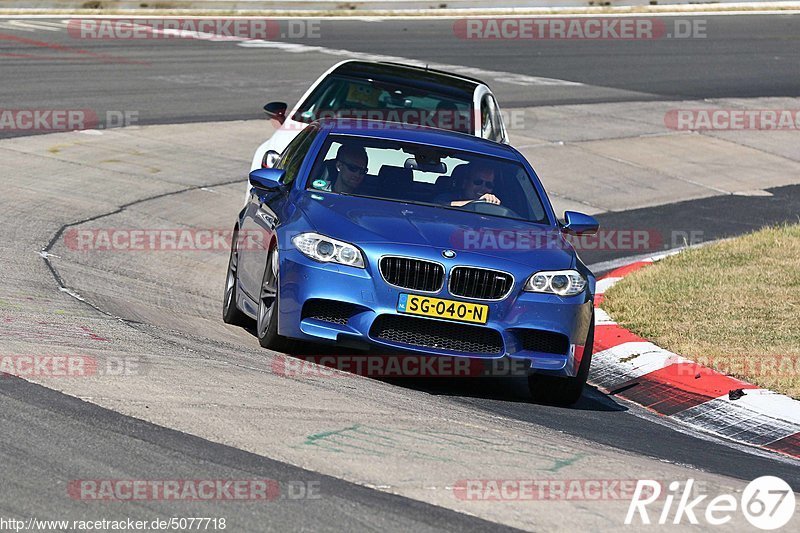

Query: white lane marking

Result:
[673,391,800,446]
[235,40,583,87]
[72,16,579,87]
[600,386,800,465]
[591,341,685,389]
[58,286,87,302]
[136,20,582,87]
[717,389,800,427]
[587,243,717,276]
[21,20,67,29]
[1,20,63,31]
[595,276,621,294]
[593,307,616,326]
[588,253,658,276]
[0,21,35,32]
[643,249,683,262]
[361,10,800,20]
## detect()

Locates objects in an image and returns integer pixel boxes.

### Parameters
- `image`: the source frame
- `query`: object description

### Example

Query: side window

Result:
[277,125,318,185]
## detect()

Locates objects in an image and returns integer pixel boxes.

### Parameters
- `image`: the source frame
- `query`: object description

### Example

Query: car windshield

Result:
[292,75,474,134]
[305,135,549,224]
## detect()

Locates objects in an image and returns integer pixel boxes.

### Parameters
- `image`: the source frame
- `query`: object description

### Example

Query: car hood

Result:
[296,192,576,270]
[268,126,300,153]
[251,127,301,171]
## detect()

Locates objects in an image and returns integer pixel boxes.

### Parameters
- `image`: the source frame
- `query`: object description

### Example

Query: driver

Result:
[438,162,501,207]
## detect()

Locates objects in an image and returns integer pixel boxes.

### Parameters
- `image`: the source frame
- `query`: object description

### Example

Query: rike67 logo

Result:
[626,477,795,529]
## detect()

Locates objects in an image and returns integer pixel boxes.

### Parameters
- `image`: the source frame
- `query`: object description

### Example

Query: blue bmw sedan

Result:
[224,119,599,405]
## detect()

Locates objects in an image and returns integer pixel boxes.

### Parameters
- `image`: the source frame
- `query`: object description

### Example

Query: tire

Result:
[528,319,594,406]
[222,227,248,326]
[255,244,295,352]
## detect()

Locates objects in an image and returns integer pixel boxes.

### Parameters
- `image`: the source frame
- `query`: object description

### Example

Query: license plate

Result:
[397,294,489,325]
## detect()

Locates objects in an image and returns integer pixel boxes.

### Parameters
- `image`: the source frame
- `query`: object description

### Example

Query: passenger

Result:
[430,101,459,130]
[438,162,501,207]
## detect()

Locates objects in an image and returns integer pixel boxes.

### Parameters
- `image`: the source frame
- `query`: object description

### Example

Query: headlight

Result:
[524,269,586,296]
[291,232,365,268]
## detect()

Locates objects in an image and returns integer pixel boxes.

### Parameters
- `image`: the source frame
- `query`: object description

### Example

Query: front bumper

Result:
[278,246,594,377]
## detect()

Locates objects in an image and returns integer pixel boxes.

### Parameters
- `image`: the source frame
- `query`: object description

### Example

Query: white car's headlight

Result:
[524,269,586,296]
[291,232,365,268]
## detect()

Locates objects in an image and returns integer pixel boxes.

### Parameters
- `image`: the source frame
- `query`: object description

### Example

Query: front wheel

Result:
[528,320,594,406]
[256,245,295,352]
[222,227,248,326]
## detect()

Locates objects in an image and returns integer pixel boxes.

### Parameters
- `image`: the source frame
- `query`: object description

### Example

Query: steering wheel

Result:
[461,199,521,218]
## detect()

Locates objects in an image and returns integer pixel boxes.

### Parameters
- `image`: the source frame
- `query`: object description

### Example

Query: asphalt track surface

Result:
[0,14,799,135]
[0,376,521,532]
[1,13,800,531]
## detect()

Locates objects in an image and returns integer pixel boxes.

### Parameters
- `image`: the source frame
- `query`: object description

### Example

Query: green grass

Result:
[603,224,800,399]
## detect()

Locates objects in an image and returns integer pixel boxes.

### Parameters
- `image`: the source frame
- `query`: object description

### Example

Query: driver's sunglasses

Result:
[340,160,368,175]
[472,178,495,190]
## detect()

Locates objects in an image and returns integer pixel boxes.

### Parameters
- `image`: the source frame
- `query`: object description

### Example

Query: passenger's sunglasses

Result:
[472,178,495,190]
[339,160,368,175]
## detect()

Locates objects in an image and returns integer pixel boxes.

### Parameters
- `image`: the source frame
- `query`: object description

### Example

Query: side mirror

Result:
[262,149,281,169]
[249,168,285,191]
[263,101,288,124]
[562,211,599,236]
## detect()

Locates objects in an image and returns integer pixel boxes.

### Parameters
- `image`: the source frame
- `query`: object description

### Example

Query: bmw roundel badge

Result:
[442,250,457,259]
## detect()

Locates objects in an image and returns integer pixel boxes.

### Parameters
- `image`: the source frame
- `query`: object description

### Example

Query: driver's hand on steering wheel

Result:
[479,193,501,205]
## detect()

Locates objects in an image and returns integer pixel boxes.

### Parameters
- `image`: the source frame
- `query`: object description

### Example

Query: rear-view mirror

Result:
[404,157,447,174]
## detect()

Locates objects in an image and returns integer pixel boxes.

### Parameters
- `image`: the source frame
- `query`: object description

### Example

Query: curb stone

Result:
[590,254,800,459]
